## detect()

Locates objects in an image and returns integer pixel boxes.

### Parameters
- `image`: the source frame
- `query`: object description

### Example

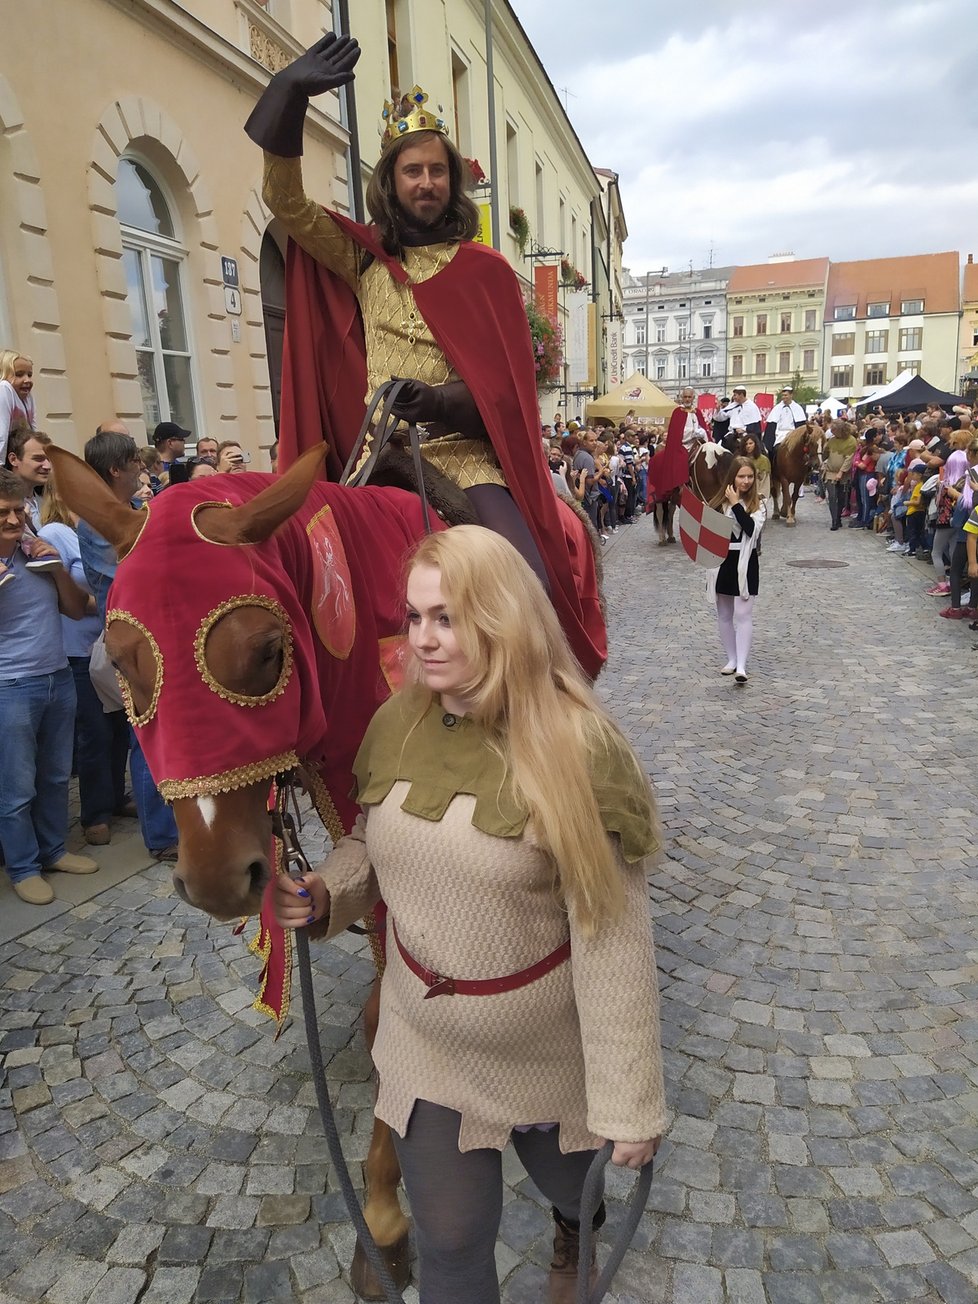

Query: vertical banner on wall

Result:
[472,202,494,247]
[607,320,622,388]
[587,302,597,386]
[567,292,589,385]
[533,264,559,324]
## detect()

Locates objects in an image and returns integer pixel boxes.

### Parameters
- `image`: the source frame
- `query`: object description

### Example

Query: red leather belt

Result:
[392,920,571,999]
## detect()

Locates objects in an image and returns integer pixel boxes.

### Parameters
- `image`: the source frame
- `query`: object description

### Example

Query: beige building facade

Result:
[0,0,617,457]
[823,252,961,400]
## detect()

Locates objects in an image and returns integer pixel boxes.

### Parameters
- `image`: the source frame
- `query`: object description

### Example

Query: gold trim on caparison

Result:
[190,498,257,549]
[118,503,150,560]
[105,609,163,727]
[194,595,294,707]
[158,750,300,801]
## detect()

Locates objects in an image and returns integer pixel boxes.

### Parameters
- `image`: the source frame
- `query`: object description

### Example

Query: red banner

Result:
[754,392,775,425]
[697,392,718,426]
[534,264,559,325]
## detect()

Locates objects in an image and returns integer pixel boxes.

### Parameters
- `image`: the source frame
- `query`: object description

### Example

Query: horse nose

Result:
[247,858,269,897]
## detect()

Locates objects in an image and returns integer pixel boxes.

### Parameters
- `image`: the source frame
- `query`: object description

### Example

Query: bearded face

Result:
[393,137,452,230]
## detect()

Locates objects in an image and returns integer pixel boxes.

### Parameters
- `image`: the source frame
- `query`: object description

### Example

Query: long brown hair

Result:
[710,455,761,513]
[365,131,481,256]
[403,526,658,933]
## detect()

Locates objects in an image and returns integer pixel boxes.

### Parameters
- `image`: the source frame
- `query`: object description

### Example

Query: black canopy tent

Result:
[871,374,964,413]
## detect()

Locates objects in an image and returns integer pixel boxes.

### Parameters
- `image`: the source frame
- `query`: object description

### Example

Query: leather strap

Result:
[340,380,434,537]
[392,920,571,999]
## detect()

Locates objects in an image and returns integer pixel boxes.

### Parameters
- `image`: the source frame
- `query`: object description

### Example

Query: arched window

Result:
[117,157,197,432]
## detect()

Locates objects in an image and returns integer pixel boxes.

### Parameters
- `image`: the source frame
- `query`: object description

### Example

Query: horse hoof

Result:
[785,518,796,527]
[657,539,668,547]
[351,1232,412,1300]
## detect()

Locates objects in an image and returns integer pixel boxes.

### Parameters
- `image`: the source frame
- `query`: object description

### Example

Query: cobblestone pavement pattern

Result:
[1,502,978,1304]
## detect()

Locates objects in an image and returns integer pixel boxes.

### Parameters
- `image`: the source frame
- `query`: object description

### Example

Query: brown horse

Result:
[50,443,604,1300]
[649,442,733,544]
[770,424,819,526]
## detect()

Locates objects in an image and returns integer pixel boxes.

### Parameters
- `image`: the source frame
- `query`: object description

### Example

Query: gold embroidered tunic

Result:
[262,154,505,489]
[311,694,668,1153]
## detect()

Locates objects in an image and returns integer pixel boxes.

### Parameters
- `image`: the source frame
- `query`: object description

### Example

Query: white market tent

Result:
[852,370,916,408]
[811,396,847,416]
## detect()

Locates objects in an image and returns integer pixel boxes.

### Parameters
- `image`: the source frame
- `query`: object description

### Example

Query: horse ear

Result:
[201,444,327,546]
[47,446,144,557]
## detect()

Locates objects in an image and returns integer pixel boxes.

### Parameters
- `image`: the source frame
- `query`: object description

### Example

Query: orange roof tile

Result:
[727,258,829,293]
[826,252,959,317]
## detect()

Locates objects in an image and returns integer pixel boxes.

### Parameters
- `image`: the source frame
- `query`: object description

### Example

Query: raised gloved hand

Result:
[279,32,361,96]
[245,32,361,157]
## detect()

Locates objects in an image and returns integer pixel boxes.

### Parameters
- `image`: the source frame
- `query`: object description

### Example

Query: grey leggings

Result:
[464,484,551,595]
[392,1100,601,1304]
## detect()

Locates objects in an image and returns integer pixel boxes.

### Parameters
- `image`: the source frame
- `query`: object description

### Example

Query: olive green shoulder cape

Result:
[353,693,659,863]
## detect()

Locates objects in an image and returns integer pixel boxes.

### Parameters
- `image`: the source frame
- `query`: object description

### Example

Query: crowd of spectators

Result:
[547,418,652,540]
[544,399,978,636]
[0,347,274,906]
[807,403,978,625]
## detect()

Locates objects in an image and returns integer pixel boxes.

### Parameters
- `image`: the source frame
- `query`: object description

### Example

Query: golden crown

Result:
[380,86,449,149]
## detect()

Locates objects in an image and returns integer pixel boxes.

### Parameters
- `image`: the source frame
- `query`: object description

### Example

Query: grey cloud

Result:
[511,0,977,271]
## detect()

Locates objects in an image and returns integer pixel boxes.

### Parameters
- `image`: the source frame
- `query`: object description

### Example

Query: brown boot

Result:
[549,1208,599,1304]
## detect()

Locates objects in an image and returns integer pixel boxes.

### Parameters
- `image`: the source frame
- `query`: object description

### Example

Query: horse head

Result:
[51,445,330,919]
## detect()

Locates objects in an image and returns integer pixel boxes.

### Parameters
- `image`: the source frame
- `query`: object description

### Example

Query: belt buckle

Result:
[423,973,456,999]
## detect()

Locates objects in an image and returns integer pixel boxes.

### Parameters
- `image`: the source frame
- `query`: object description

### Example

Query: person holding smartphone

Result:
[215,441,249,473]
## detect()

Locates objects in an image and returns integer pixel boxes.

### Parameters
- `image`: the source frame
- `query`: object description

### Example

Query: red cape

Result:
[278,214,606,678]
[648,406,709,502]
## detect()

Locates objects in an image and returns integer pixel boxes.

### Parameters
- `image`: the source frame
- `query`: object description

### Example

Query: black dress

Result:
[715,502,760,597]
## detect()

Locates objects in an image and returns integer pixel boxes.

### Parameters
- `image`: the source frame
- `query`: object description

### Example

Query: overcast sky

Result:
[511,0,978,277]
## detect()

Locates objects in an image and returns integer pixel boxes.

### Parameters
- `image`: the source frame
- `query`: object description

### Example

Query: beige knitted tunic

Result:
[316,695,668,1153]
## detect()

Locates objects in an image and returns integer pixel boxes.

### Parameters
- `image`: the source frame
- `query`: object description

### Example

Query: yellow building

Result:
[0,0,617,455]
[724,257,829,395]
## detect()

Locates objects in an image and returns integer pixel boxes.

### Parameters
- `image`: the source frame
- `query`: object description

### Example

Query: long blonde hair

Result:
[39,471,75,528]
[0,349,32,380]
[405,526,653,932]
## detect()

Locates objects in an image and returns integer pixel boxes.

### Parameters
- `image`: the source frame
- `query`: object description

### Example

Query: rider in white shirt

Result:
[722,387,762,448]
[677,387,709,449]
[766,385,807,454]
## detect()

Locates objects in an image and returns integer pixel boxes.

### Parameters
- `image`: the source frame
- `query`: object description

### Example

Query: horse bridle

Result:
[268,771,655,1304]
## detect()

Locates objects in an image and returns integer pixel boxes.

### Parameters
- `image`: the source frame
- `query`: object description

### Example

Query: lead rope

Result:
[272,777,655,1304]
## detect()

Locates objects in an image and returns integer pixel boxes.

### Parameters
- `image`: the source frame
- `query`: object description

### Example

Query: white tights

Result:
[716,594,755,673]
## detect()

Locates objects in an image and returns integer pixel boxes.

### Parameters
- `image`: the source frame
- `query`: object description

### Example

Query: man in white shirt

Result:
[677,387,710,449]
[722,387,762,447]
[765,385,807,455]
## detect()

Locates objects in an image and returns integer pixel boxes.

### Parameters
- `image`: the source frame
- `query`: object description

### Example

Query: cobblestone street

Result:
[2,499,977,1304]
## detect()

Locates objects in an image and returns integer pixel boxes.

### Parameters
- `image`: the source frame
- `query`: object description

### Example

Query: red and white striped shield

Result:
[676,486,733,567]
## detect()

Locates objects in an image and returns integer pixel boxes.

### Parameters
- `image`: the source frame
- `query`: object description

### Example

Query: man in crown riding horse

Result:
[246,33,605,679]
